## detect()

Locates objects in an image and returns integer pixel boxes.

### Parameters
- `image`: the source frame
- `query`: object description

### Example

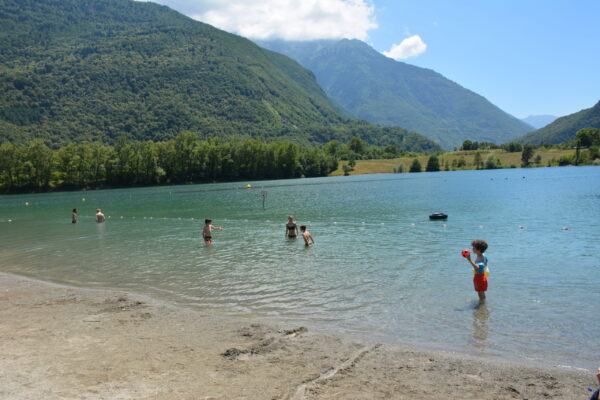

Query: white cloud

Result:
[382,35,427,59]
[150,0,377,41]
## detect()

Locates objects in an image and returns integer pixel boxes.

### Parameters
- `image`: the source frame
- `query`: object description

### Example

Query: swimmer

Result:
[72,208,78,224]
[285,215,299,239]
[95,208,105,223]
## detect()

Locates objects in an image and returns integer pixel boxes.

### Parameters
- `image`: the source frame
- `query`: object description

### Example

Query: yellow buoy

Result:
[24,202,29,206]
[82,198,86,201]
[246,184,252,189]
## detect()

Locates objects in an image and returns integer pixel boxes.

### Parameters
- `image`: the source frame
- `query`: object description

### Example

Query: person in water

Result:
[71,208,78,224]
[463,239,489,303]
[202,218,223,246]
[300,225,314,247]
[285,215,299,239]
[95,208,105,223]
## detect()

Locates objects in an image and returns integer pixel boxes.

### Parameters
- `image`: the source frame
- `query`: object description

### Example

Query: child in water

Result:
[463,239,489,303]
[72,208,78,223]
[95,208,105,223]
[300,225,314,247]
[202,219,223,246]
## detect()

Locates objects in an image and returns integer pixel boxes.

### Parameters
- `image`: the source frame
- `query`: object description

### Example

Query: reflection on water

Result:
[471,303,490,347]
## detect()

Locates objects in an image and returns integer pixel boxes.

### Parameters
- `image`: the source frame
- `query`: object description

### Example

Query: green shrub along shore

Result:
[0,133,415,193]
[2,129,598,194]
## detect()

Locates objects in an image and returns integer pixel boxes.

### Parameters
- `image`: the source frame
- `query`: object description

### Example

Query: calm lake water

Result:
[1,166,599,370]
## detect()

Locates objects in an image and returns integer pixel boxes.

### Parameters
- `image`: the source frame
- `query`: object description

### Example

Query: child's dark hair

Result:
[471,239,488,253]
[300,225,306,231]
[72,208,77,213]
[205,219,212,224]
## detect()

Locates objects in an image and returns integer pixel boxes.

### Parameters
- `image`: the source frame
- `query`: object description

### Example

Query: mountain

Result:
[519,101,600,144]
[0,0,440,152]
[256,39,533,149]
[520,115,557,129]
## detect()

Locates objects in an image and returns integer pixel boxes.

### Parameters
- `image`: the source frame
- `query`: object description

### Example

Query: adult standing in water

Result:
[95,208,105,223]
[71,208,78,224]
[285,215,298,239]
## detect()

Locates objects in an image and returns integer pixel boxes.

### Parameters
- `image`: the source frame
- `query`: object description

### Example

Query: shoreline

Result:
[1,271,594,399]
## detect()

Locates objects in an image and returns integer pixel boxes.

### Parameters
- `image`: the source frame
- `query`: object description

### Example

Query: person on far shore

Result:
[463,239,489,303]
[590,368,600,400]
[72,208,78,224]
[95,208,105,223]
[300,225,314,247]
[285,215,299,239]
[202,218,223,246]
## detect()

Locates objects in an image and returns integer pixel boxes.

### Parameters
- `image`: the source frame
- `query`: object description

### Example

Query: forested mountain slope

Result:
[257,39,533,149]
[0,0,439,152]
[519,101,600,144]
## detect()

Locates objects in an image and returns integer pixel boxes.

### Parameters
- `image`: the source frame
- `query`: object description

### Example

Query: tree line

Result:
[0,132,342,193]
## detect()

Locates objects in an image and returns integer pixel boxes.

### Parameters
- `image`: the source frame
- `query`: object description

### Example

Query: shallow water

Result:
[1,166,599,370]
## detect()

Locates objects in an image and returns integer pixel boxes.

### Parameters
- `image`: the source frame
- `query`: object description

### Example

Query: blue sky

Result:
[149,0,599,119]
[370,0,600,118]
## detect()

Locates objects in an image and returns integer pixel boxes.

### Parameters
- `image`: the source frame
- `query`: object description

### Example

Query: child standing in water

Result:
[71,208,78,223]
[463,239,489,303]
[95,208,105,223]
[300,225,314,247]
[202,218,223,246]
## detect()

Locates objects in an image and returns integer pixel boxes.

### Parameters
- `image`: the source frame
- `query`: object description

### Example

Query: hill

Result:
[256,39,533,149]
[520,115,557,129]
[0,0,439,152]
[519,101,600,144]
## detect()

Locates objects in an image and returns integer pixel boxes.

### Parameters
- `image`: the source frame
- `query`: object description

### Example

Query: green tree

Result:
[0,142,18,190]
[348,136,365,155]
[521,144,535,167]
[425,155,440,171]
[409,158,422,172]
[461,140,473,151]
[473,152,483,169]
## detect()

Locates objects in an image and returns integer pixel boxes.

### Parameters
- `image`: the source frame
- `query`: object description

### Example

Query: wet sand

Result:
[0,272,594,399]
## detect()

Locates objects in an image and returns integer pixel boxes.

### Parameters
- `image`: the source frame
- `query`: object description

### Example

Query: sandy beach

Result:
[0,272,594,400]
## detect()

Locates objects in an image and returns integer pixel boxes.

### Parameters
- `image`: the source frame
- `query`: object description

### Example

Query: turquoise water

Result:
[1,166,599,370]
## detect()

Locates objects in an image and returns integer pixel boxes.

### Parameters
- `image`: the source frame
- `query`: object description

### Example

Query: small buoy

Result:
[120,216,123,219]
[561,227,570,231]
[519,226,526,230]
[8,219,12,222]
[246,184,252,188]
[24,202,29,206]
[462,249,471,258]
[333,221,337,224]
[82,198,86,202]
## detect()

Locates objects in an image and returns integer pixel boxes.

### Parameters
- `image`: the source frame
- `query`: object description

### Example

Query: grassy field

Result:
[331,149,575,176]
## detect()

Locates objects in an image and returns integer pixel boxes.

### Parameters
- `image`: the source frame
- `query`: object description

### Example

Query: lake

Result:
[1,166,599,370]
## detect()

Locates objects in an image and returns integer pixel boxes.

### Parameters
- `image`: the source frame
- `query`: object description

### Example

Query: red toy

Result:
[461,249,470,258]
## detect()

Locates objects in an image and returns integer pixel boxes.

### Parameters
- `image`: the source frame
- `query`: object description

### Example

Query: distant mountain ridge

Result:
[519,101,600,144]
[0,0,439,152]
[256,39,533,149]
[520,115,557,129]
